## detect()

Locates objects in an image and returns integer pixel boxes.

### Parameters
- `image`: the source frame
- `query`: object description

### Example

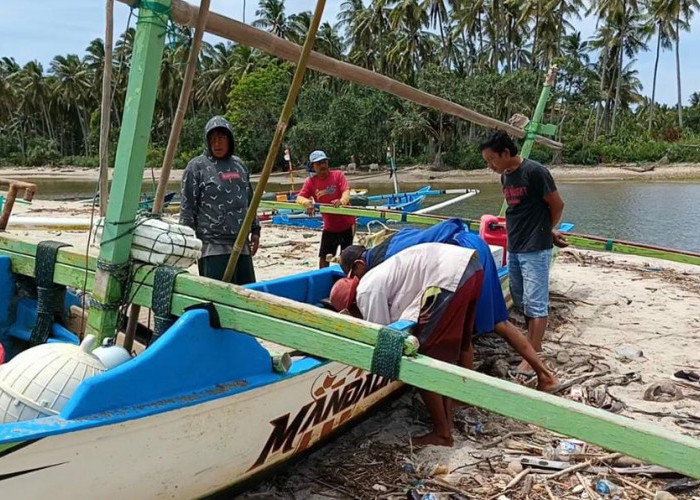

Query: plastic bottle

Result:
[595,479,621,495]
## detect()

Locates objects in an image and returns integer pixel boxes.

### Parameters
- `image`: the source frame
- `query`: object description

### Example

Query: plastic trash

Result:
[596,479,621,495]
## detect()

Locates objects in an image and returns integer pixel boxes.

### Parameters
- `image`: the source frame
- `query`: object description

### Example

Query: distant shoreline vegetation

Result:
[2,0,700,171]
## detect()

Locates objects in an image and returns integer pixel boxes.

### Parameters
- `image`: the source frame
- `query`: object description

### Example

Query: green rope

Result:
[30,241,71,345]
[150,266,183,344]
[371,327,408,381]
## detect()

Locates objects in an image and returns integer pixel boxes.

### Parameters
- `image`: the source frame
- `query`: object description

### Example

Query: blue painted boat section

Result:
[0,261,417,445]
[271,186,431,230]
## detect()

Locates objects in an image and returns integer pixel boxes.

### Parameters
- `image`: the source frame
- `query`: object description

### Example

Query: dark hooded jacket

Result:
[180,116,260,247]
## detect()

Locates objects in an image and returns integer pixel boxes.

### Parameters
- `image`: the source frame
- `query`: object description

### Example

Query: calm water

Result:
[26,177,700,254]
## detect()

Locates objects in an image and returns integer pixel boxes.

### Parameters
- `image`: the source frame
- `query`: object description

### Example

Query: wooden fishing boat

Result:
[1,3,699,499]
[270,185,432,230]
[0,228,513,498]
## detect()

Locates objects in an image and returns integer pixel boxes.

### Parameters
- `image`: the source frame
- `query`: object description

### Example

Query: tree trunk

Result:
[611,27,625,135]
[649,27,661,134]
[532,7,540,70]
[675,16,683,129]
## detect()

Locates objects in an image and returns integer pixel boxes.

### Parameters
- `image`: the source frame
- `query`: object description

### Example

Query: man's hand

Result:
[552,229,569,248]
[332,199,342,208]
[250,233,260,256]
[305,200,315,216]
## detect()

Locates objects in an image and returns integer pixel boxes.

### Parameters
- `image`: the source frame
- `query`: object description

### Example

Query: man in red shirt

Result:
[296,150,356,268]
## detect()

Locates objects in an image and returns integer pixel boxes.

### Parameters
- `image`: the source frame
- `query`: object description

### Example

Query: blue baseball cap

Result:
[309,150,329,163]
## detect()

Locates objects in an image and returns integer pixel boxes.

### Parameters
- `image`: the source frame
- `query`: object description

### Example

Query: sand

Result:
[2,162,700,189]
[3,199,700,498]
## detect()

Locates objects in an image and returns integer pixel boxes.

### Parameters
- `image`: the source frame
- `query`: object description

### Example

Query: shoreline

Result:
[1,162,700,187]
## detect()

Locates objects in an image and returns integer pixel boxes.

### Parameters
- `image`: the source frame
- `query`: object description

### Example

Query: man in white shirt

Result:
[330,243,484,446]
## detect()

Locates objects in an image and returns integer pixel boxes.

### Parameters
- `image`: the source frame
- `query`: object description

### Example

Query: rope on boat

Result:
[150,266,183,343]
[371,326,409,380]
[30,241,71,345]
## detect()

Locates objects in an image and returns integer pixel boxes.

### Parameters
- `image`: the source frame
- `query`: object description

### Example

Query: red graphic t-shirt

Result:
[298,170,356,233]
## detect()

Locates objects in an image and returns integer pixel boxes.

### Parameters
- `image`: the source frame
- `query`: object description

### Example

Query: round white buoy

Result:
[93,338,132,369]
[0,336,106,423]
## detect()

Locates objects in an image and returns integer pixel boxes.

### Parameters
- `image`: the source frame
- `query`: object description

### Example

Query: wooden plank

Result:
[117,0,562,151]
[87,0,172,344]
[566,234,700,267]
[2,238,700,477]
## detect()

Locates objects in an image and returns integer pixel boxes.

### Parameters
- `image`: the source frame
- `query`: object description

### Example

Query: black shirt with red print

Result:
[500,159,557,253]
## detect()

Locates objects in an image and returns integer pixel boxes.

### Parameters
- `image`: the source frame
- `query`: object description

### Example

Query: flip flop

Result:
[674,370,700,383]
[509,369,537,385]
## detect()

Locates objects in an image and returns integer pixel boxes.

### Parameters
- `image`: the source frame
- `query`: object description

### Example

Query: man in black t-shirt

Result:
[479,131,567,380]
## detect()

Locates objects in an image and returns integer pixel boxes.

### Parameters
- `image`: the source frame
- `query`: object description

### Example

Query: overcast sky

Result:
[1,0,698,105]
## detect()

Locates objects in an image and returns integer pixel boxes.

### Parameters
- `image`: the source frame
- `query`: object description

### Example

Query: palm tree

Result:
[657,0,699,128]
[287,11,312,44]
[253,0,288,38]
[422,0,451,66]
[50,54,92,155]
[646,0,678,132]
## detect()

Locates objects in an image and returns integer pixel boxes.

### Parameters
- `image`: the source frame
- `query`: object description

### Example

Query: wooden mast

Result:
[122,0,212,353]
[499,65,559,216]
[98,0,114,216]
[117,0,561,151]
[86,0,172,345]
[222,0,326,282]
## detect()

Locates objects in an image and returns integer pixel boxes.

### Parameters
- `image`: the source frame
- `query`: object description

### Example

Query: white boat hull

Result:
[0,362,398,498]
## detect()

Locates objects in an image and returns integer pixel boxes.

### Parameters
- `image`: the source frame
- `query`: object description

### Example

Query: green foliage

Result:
[25,138,61,167]
[226,62,291,171]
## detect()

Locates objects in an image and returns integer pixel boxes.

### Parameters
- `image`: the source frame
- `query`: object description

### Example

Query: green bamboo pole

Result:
[86,0,172,345]
[499,66,558,216]
[122,0,212,353]
[222,0,326,282]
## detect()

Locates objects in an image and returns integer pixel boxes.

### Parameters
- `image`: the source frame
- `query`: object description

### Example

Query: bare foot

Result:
[537,374,561,393]
[412,432,454,447]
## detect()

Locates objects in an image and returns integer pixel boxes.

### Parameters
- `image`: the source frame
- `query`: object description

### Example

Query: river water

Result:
[24,177,700,254]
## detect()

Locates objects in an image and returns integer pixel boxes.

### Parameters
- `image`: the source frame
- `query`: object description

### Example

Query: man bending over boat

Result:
[480,131,567,381]
[330,242,482,447]
[296,150,355,268]
[338,219,558,392]
[180,116,261,284]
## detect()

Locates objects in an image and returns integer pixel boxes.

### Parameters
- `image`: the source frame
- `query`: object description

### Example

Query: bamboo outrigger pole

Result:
[123,0,212,352]
[499,65,559,217]
[87,0,172,344]
[98,0,114,216]
[221,0,326,283]
[118,0,561,151]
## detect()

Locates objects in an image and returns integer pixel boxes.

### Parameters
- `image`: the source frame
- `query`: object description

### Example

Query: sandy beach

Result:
[3,199,700,498]
[2,162,700,190]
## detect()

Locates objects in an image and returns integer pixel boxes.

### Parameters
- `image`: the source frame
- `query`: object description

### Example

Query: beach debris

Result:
[615,345,644,360]
[674,370,700,383]
[654,491,678,500]
[595,478,621,495]
[556,350,571,364]
[644,381,684,402]
[664,477,700,494]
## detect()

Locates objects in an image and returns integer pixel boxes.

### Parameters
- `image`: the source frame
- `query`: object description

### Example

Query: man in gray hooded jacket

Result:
[180,116,261,284]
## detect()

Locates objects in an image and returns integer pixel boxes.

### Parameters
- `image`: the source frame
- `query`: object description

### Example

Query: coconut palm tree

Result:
[50,54,92,155]
[253,0,288,39]
[656,0,699,128]
[646,0,678,132]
